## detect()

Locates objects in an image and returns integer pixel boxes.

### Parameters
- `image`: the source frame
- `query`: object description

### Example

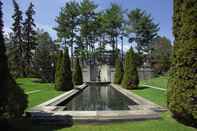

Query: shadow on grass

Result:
[31,125,70,131]
[17,82,24,86]
[30,112,74,131]
[133,86,149,90]
[0,114,74,131]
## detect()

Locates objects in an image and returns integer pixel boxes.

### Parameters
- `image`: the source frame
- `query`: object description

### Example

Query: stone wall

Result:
[82,65,154,82]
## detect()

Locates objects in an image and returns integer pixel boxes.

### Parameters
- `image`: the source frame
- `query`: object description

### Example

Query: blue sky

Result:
[2,0,173,44]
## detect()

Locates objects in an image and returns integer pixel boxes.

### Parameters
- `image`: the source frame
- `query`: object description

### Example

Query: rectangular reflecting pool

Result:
[58,85,137,111]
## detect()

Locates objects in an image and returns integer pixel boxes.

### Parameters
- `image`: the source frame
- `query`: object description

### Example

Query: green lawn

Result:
[132,76,168,107]
[17,78,63,108]
[140,76,169,89]
[16,77,196,131]
[32,112,196,131]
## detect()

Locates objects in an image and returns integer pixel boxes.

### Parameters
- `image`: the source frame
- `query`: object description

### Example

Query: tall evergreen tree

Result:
[55,1,80,65]
[101,4,123,63]
[55,51,63,91]
[23,2,36,76]
[127,9,159,66]
[0,1,27,119]
[55,48,74,91]
[127,9,159,54]
[73,57,83,85]
[34,30,57,82]
[167,0,197,126]
[114,52,123,84]
[10,0,25,77]
[79,0,97,63]
[121,47,139,89]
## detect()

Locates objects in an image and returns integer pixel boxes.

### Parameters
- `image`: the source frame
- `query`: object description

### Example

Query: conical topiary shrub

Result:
[73,57,83,85]
[121,47,139,89]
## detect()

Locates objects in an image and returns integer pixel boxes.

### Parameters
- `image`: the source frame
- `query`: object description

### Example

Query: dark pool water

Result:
[62,85,137,111]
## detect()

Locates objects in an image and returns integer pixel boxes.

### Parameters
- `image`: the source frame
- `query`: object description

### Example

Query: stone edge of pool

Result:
[27,83,167,123]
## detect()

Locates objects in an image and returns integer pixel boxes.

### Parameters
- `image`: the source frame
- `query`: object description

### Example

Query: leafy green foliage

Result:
[33,30,57,82]
[55,48,74,91]
[113,54,123,84]
[73,57,83,85]
[150,36,172,74]
[121,48,139,89]
[0,1,27,119]
[168,0,197,126]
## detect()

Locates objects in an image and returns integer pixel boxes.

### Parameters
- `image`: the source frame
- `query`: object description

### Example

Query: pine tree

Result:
[121,47,139,89]
[73,57,83,85]
[10,0,25,77]
[113,54,123,84]
[0,1,27,119]
[23,2,36,76]
[55,1,80,65]
[127,9,159,54]
[55,48,74,91]
[167,0,197,126]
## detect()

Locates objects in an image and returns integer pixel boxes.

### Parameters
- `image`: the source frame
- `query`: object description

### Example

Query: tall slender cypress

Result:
[167,0,197,126]
[0,1,27,119]
[73,57,83,85]
[114,54,123,84]
[121,48,139,89]
[55,48,74,91]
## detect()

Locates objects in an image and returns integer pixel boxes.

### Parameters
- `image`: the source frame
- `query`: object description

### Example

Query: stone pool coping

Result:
[28,83,167,123]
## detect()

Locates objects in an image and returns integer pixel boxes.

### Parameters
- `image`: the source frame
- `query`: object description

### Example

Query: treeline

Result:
[6,0,37,78]
[5,0,58,83]
[55,0,172,75]
[5,0,173,84]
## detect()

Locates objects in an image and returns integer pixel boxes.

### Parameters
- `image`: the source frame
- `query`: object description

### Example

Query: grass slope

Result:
[17,78,62,108]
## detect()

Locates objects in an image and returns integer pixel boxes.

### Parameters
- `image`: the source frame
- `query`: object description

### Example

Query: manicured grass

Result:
[131,76,168,106]
[133,87,167,107]
[32,112,196,131]
[16,78,63,108]
[17,77,196,131]
[140,76,169,89]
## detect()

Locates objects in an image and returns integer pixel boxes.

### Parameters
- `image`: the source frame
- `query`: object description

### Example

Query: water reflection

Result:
[64,86,137,111]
